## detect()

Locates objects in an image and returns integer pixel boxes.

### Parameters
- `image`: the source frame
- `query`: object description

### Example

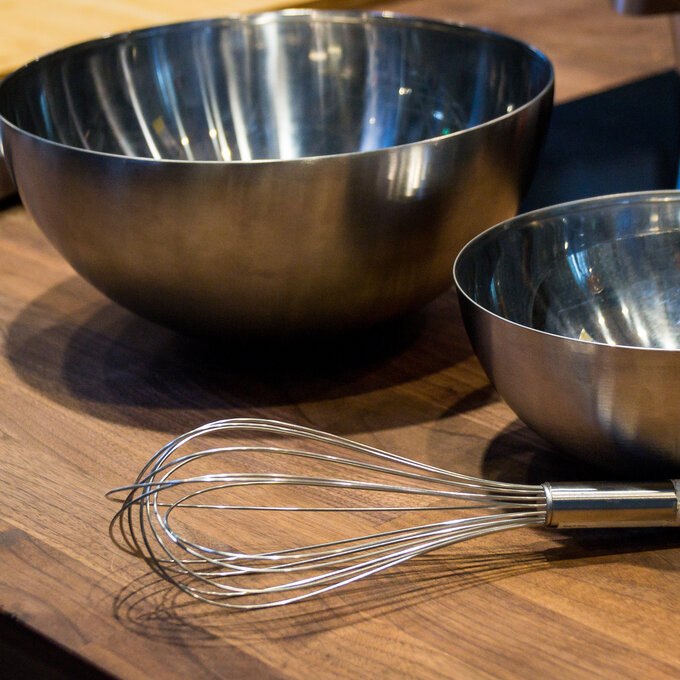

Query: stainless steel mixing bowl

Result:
[454,191,680,471]
[0,10,553,336]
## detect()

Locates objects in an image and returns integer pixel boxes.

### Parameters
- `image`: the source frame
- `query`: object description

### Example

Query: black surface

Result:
[0,613,116,680]
[521,69,680,212]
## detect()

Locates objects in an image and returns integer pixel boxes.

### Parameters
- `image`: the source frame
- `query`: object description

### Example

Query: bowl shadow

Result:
[5,276,480,435]
[482,419,680,482]
[481,422,615,484]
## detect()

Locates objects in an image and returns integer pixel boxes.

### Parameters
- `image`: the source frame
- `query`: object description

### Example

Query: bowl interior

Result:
[0,12,551,161]
[455,194,680,350]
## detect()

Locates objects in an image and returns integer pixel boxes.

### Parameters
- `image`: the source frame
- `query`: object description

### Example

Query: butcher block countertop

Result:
[2,1,680,679]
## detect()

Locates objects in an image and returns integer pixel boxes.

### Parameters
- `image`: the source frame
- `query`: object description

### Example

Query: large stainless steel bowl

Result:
[0,10,553,336]
[454,191,680,471]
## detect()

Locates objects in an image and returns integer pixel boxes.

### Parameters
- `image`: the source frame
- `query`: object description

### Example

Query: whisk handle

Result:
[543,480,680,529]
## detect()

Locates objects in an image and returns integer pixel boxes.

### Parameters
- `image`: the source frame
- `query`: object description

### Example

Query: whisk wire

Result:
[108,418,551,609]
[160,514,544,609]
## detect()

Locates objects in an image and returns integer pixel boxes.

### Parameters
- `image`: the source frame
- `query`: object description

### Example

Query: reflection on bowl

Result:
[0,10,553,336]
[454,191,680,472]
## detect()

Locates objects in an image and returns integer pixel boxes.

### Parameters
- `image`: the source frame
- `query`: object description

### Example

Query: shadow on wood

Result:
[5,277,474,435]
[110,525,680,645]
[110,548,551,644]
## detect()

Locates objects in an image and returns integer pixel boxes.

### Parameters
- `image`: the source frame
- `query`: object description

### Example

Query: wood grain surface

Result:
[1,2,680,679]
[0,0,676,91]
[0,0,310,77]
[377,0,677,102]
[0,0,374,77]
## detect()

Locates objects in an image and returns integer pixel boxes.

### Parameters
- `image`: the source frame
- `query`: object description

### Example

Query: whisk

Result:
[108,418,680,610]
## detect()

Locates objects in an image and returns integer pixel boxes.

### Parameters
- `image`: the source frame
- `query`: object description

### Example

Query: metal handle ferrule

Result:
[543,480,680,529]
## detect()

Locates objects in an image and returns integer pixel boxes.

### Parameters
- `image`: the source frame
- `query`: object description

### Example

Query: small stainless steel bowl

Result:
[454,191,680,471]
[0,10,553,336]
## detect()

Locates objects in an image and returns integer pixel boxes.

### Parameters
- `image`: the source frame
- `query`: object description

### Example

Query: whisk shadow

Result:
[111,548,549,644]
[6,277,478,435]
[111,526,680,645]
[544,527,680,568]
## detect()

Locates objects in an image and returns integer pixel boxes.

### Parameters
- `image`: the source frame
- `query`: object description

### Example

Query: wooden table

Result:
[2,2,680,679]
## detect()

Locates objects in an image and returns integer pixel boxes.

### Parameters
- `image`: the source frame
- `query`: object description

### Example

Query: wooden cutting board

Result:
[0,0,363,77]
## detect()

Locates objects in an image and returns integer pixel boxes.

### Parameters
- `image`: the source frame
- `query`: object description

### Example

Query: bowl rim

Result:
[453,189,680,354]
[0,8,554,165]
